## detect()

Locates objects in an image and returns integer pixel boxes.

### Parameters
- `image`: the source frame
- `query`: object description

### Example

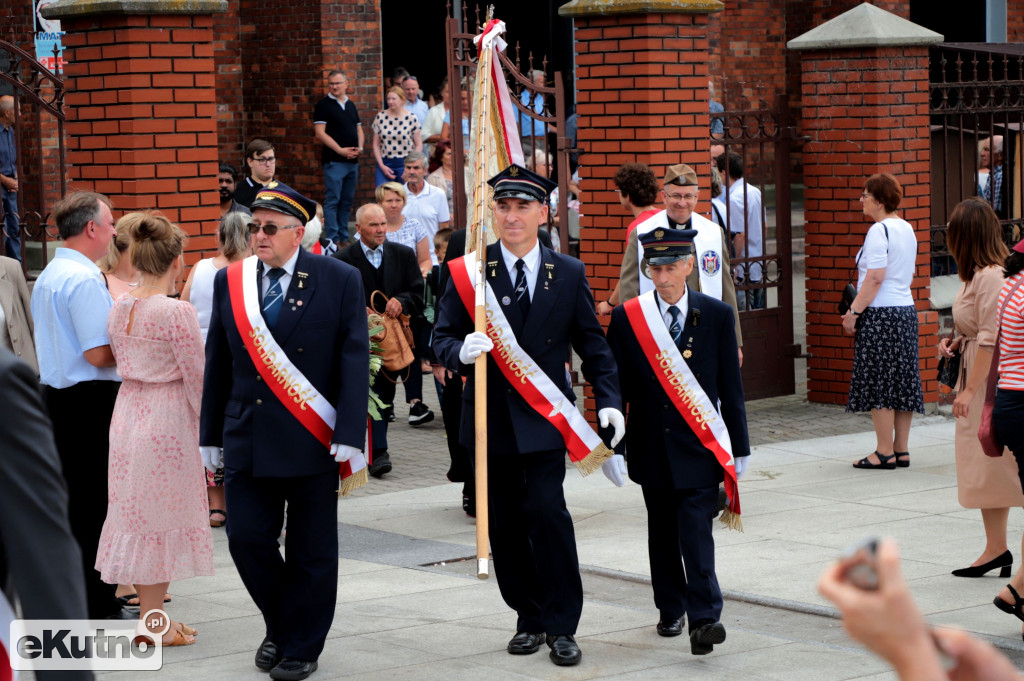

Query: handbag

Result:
[936,327,961,392]
[978,277,1024,457]
[368,290,415,372]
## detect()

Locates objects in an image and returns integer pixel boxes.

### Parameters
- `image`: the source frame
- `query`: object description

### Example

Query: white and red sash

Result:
[226,256,367,495]
[449,251,613,474]
[624,291,742,530]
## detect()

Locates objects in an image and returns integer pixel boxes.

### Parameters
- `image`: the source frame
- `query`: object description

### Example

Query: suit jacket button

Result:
[255,375,262,382]
[256,398,263,405]
[546,339,552,345]
[297,347,304,353]
[664,428,671,434]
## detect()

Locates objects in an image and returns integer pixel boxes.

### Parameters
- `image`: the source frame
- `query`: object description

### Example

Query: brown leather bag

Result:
[368,290,415,372]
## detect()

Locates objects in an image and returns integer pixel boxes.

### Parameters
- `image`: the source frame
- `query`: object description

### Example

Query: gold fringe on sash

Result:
[338,468,369,498]
[572,442,614,477]
[719,509,743,532]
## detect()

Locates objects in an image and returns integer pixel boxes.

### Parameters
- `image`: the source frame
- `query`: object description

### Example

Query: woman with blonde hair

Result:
[95,212,213,646]
[372,85,422,186]
[940,198,1022,577]
[97,214,140,298]
[376,181,431,275]
[181,210,252,527]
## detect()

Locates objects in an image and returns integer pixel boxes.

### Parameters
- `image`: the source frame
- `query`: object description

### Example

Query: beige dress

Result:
[954,265,1023,508]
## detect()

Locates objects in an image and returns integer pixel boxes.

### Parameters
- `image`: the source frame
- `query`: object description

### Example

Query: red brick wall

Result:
[213,0,244,166]
[1009,3,1024,42]
[799,46,937,405]
[571,11,716,417]
[60,12,221,267]
[708,1,786,111]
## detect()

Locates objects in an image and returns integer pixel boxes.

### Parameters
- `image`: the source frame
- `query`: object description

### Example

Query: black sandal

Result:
[853,451,896,470]
[895,451,910,468]
[209,509,227,528]
[994,584,1024,622]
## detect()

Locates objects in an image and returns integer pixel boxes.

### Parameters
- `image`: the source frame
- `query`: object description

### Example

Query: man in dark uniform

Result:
[606,227,750,655]
[200,182,368,681]
[433,164,625,667]
[337,202,422,477]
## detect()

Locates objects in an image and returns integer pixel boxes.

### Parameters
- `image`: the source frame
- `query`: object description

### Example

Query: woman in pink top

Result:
[991,238,1024,638]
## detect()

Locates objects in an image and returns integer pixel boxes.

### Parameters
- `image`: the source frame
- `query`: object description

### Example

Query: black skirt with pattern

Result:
[846,305,925,414]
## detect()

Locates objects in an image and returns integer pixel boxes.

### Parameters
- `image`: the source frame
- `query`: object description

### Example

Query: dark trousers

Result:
[43,381,121,618]
[487,450,582,635]
[442,374,473,498]
[224,468,339,661]
[371,368,399,455]
[2,187,19,262]
[641,484,723,628]
[996,389,1024,488]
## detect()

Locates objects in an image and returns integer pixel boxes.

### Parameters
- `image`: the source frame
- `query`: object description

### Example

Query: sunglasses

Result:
[248,222,298,236]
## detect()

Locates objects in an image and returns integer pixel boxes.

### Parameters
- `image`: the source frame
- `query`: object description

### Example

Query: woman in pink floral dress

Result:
[95,212,213,646]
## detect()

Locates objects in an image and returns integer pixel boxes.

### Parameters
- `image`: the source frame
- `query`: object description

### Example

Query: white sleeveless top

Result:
[189,258,219,345]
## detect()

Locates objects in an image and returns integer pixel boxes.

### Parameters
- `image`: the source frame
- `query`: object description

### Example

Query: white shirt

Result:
[724,179,764,280]
[857,218,916,308]
[260,247,300,303]
[403,182,450,265]
[500,240,540,300]
[657,287,689,331]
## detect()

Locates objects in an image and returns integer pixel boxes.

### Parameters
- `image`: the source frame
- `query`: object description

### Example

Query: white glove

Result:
[331,444,361,463]
[597,407,625,448]
[734,456,749,479]
[200,446,223,473]
[458,331,494,364]
[601,454,627,487]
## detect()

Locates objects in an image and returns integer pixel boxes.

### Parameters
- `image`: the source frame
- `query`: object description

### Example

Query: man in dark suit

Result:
[606,227,750,656]
[433,164,625,667]
[337,203,422,478]
[201,182,368,681]
[0,348,92,680]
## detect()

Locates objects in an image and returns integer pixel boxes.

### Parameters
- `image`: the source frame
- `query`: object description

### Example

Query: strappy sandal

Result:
[994,584,1024,622]
[895,451,910,468]
[173,621,198,636]
[209,509,227,528]
[853,451,896,470]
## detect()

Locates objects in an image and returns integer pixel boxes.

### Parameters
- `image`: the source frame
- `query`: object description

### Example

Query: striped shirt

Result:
[997,271,1024,390]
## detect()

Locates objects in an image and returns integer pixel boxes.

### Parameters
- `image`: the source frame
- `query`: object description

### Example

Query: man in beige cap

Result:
[615,163,743,355]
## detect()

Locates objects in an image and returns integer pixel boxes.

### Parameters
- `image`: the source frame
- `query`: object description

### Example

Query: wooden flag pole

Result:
[472,7,496,580]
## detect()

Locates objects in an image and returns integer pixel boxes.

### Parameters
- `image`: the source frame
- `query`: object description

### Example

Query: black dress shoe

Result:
[369,452,392,478]
[952,550,1013,578]
[546,634,581,666]
[656,617,684,637]
[269,658,318,681]
[689,620,726,655]
[255,638,282,672]
[507,631,544,654]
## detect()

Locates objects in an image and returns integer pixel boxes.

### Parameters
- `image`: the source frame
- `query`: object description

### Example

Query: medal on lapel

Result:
[296,271,309,290]
[488,260,498,279]
[501,296,511,306]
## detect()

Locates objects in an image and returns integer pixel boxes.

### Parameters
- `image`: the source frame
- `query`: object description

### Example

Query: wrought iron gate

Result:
[717,91,801,400]
[0,14,66,275]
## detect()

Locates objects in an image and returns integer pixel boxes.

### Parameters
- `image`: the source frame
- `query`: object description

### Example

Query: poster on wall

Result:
[33,0,65,72]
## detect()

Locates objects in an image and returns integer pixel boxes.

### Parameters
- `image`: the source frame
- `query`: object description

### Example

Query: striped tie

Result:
[514,259,530,318]
[263,267,285,330]
[668,305,682,348]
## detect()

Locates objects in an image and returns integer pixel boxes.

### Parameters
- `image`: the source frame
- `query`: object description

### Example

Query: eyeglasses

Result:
[253,156,276,165]
[665,192,698,202]
[248,222,298,236]
[402,76,417,84]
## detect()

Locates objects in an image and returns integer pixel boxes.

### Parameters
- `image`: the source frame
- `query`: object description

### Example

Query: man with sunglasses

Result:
[201,182,368,681]
[234,138,278,209]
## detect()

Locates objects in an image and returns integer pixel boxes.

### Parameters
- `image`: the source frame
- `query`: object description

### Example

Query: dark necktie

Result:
[263,267,285,330]
[514,259,530,319]
[668,305,683,349]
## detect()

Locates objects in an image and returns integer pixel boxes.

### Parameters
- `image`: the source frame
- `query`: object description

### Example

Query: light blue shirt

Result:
[658,288,689,331]
[259,246,300,302]
[500,240,540,300]
[403,98,429,127]
[360,239,383,269]
[31,247,119,388]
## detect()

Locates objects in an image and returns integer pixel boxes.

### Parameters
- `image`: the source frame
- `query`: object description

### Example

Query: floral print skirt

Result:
[846,305,925,414]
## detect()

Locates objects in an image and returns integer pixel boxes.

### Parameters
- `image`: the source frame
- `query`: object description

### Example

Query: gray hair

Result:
[404,151,428,168]
[54,191,112,240]
[219,211,252,260]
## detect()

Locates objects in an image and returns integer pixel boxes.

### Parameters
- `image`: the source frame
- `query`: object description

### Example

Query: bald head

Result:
[0,96,13,127]
[355,203,387,247]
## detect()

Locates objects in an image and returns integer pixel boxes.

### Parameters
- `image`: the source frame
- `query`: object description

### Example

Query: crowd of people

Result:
[1,66,1023,681]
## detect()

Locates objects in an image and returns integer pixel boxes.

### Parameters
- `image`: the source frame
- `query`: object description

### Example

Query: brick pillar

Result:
[789,5,941,406]
[559,0,723,418]
[43,0,226,266]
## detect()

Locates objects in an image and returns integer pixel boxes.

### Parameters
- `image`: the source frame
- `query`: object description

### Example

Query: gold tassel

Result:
[338,468,368,498]
[572,443,614,477]
[718,509,744,532]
